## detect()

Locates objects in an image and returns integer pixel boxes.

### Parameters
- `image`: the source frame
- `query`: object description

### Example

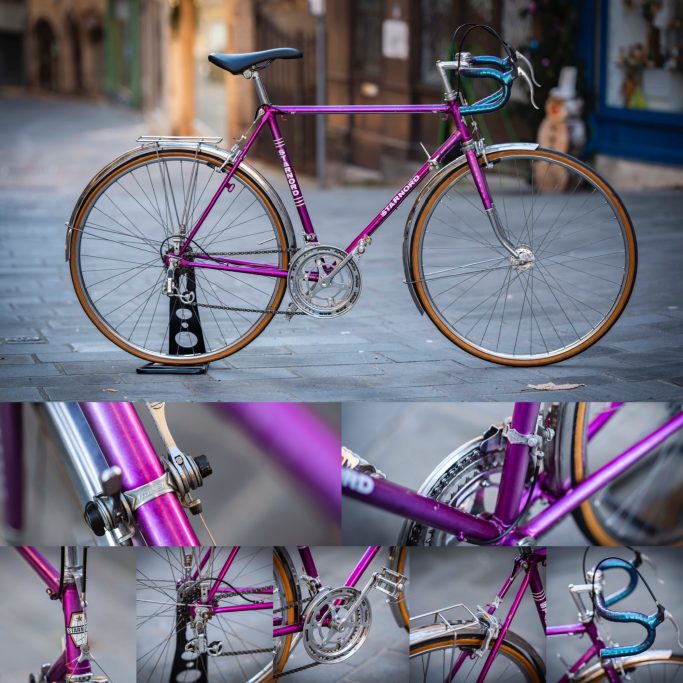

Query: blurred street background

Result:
[1,0,683,401]
[0,546,136,682]
[0,402,340,546]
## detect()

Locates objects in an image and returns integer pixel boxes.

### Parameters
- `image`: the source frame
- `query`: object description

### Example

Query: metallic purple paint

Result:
[79,402,199,546]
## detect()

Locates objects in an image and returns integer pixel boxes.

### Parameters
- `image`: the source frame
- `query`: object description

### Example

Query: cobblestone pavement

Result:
[2,94,682,402]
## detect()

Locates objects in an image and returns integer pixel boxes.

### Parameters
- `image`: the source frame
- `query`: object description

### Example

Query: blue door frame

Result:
[577,0,683,166]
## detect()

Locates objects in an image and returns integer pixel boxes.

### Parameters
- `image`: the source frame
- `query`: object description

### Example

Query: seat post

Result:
[250,71,271,105]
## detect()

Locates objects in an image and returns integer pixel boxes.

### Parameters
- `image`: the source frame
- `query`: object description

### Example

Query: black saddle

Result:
[208,48,302,75]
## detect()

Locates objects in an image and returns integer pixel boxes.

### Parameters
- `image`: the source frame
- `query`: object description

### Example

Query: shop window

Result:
[606,0,683,112]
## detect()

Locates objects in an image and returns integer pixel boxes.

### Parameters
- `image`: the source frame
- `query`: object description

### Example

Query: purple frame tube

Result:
[63,582,91,677]
[206,546,239,603]
[216,403,340,523]
[494,403,541,525]
[0,403,24,534]
[587,402,623,441]
[79,403,199,546]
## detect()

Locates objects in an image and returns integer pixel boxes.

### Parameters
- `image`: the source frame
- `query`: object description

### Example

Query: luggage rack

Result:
[411,603,482,631]
[137,135,224,145]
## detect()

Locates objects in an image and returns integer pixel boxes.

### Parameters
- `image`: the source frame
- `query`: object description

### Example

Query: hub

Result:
[510,246,535,273]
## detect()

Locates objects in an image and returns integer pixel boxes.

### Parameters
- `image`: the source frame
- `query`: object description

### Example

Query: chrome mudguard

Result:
[65,141,297,261]
[402,142,540,314]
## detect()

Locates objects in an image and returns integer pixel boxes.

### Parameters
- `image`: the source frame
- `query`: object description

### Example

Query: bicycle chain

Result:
[187,248,309,316]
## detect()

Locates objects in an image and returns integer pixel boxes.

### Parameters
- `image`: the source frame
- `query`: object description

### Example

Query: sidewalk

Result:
[1,94,682,401]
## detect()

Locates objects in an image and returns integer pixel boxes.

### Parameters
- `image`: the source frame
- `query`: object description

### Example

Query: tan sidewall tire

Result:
[410,149,637,366]
[70,150,290,365]
[410,634,544,682]
[272,550,298,681]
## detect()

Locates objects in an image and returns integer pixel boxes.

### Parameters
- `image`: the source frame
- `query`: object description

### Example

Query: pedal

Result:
[284,301,299,320]
[372,567,407,600]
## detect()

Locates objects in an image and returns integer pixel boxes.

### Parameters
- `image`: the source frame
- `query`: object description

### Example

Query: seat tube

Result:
[494,403,541,526]
[267,115,317,240]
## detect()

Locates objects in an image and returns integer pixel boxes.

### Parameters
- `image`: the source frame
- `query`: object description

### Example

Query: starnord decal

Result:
[341,467,375,495]
[67,611,88,648]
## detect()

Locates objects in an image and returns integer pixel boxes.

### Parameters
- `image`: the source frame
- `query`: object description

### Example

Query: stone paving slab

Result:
[1,94,682,401]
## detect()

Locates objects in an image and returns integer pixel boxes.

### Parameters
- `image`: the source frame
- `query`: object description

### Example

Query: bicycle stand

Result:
[136,269,209,375]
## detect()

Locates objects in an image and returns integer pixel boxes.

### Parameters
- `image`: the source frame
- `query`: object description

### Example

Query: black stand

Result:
[137,268,209,375]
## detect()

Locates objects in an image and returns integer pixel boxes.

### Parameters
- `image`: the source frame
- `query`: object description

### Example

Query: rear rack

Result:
[137,135,223,145]
[411,603,481,631]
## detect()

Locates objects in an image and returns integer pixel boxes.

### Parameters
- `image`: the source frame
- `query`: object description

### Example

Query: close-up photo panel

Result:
[1,1,682,681]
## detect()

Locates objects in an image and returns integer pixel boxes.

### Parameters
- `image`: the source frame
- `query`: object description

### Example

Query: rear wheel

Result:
[136,547,275,683]
[70,149,290,365]
[410,149,637,365]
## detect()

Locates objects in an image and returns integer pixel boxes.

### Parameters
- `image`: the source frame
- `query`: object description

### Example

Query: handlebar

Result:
[436,49,540,117]
[593,558,665,659]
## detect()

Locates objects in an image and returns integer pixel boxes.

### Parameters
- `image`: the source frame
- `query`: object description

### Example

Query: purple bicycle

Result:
[65,25,637,367]
[343,402,683,548]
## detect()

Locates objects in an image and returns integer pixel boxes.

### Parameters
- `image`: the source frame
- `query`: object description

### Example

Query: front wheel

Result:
[409,628,545,682]
[410,148,637,366]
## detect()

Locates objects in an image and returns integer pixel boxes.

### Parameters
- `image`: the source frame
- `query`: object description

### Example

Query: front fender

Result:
[402,142,540,314]
[65,141,297,261]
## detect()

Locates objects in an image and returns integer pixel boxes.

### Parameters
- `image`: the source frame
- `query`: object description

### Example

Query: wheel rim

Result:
[410,635,542,682]
[415,151,635,362]
[72,152,288,363]
[136,547,274,683]
[575,403,683,545]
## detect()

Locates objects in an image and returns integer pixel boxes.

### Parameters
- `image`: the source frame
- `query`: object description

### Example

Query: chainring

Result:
[302,587,372,664]
[287,245,361,318]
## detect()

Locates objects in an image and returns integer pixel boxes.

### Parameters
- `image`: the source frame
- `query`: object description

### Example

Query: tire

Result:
[388,545,410,630]
[569,402,683,546]
[577,653,683,682]
[69,148,291,365]
[409,628,545,682]
[136,547,275,683]
[273,547,301,680]
[409,148,637,366]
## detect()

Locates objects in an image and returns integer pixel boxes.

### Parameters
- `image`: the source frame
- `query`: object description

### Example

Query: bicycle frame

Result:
[187,546,273,617]
[343,402,683,545]
[171,97,495,276]
[16,546,92,682]
[0,402,339,545]
[272,545,382,637]
[437,549,546,683]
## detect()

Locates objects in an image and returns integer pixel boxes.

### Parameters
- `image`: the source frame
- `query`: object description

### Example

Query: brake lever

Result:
[515,50,541,87]
[517,67,540,110]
